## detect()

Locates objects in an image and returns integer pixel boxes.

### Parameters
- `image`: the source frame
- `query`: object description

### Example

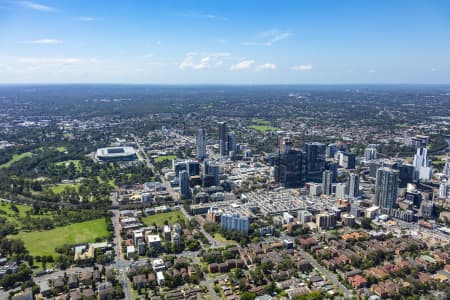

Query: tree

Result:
[361,217,372,230]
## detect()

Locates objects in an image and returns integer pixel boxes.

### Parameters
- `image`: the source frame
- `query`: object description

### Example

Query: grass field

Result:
[55,146,67,152]
[154,155,176,163]
[0,202,32,225]
[0,202,58,229]
[213,233,238,245]
[249,125,278,132]
[15,218,109,257]
[142,210,185,227]
[55,159,81,171]
[251,118,271,125]
[0,152,33,168]
[48,183,81,194]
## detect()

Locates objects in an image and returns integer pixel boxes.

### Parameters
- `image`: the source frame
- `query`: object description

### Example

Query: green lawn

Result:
[55,159,81,171]
[213,233,238,245]
[142,210,185,227]
[0,202,57,229]
[251,118,271,125]
[0,202,32,225]
[15,218,109,257]
[48,183,81,194]
[55,146,67,152]
[249,125,278,132]
[0,152,33,168]
[154,155,176,163]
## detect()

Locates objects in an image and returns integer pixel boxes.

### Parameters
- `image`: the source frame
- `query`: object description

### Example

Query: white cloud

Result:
[179,52,231,70]
[172,11,227,21]
[79,16,95,21]
[244,29,291,46]
[230,59,255,71]
[368,69,376,73]
[291,64,313,71]
[17,1,56,12]
[17,57,81,64]
[255,63,277,71]
[25,39,63,44]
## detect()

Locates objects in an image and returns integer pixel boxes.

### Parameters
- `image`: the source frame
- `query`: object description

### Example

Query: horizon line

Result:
[1,82,450,86]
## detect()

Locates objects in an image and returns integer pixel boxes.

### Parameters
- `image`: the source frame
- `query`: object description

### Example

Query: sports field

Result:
[15,218,109,257]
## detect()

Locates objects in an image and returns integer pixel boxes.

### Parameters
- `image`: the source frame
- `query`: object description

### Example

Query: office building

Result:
[413,147,432,181]
[196,128,207,160]
[443,159,450,176]
[304,142,326,181]
[298,210,313,224]
[327,162,338,183]
[342,214,356,227]
[203,160,220,187]
[174,160,200,177]
[179,170,191,199]
[420,201,434,219]
[342,152,356,169]
[349,173,360,198]
[364,145,377,161]
[218,122,228,157]
[316,212,336,230]
[335,182,346,200]
[274,138,307,188]
[405,190,422,208]
[411,135,429,147]
[283,212,294,224]
[350,203,363,217]
[173,159,187,177]
[326,143,337,158]
[394,163,414,188]
[186,161,200,176]
[309,183,322,196]
[375,167,399,210]
[220,213,249,235]
[322,170,333,195]
[439,177,449,199]
[227,132,237,154]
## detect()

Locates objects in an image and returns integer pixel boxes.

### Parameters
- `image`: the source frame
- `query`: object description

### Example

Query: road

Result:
[111,209,133,300]
[128,134,223,299]
[131,133,180,202]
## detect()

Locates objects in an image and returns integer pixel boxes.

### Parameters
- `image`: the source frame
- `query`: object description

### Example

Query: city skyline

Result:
[1,0,450,84]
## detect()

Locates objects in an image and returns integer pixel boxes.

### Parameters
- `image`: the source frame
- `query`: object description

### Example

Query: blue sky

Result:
[0,0,449,84]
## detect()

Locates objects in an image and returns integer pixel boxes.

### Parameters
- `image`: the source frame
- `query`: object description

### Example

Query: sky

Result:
[0,0,450,84]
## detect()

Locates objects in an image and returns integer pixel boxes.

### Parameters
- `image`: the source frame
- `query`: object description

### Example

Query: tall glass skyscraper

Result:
[375,167,399,210]
[218,122,228,157]
[196,128,207,160]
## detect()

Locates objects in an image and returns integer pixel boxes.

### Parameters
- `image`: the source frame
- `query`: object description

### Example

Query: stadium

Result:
[95,146,138,162]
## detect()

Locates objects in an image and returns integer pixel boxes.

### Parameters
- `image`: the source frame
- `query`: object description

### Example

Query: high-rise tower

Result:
[196,128,207,160]
[375,167,399,210]
[349,173,360,198]
[218,122,228,157]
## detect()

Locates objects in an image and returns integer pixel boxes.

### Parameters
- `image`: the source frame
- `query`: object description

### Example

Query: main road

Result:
[131,133,180,202]
[111,209,133,300]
